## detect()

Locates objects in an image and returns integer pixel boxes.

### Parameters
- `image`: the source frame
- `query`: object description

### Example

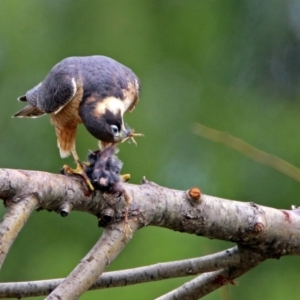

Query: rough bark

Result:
[0,168,299,298]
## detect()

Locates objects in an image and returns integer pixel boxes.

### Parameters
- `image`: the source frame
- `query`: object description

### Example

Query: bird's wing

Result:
[36,57,81,114]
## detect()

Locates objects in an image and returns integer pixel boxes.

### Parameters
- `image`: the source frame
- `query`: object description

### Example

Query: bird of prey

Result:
[13,55,141,189]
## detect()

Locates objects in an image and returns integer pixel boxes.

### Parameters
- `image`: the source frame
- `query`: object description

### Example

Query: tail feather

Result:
[13,105,46,118]
[18,95,27,102]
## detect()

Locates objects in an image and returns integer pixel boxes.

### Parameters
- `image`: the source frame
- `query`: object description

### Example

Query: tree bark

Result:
[0,167,299,298]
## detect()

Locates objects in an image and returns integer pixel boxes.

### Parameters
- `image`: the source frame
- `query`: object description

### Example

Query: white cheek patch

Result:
[95,101,106,115]
[123,97,133,112]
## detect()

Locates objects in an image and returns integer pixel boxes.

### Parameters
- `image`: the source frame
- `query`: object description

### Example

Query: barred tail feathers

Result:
[13,105,45,118]
[18,95,27,102]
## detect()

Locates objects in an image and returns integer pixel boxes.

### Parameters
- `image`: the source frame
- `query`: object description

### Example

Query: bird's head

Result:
[99,108,130,143]
[80,95,131,143]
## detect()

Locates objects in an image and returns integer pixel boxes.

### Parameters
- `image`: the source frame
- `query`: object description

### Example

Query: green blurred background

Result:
[1,0,300,299]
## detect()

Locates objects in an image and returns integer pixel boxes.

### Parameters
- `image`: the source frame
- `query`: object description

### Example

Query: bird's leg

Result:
[63,149,94,191]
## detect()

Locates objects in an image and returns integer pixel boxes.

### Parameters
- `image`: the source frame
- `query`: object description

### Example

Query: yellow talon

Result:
[121,173,131,182]
[63,162,94,191]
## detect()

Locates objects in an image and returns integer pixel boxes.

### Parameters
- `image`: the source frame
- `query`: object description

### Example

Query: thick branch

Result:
[0,167,300,298]
[1,168,300,258]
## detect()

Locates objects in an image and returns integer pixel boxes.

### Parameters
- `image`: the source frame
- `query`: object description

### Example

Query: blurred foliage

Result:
[1,0,300,299]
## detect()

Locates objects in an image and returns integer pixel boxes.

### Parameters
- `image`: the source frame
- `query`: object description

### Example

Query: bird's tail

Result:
[12,105,46,118]
[18,95,27,102]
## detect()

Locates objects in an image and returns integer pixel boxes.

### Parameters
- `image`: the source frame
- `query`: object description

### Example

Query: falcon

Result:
[13,56,141,189]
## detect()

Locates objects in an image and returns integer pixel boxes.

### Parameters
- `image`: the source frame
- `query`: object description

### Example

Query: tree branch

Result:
[0,167,300,298]
[0,247,241,298]
[156,247,264,300]
[0,194,38,270]
[1,168,300,255]
[193,123,300,183]
[46,220,139,300]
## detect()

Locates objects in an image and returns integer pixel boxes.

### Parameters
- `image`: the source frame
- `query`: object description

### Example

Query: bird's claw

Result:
[121,173,130,182]
[63,163,94,191]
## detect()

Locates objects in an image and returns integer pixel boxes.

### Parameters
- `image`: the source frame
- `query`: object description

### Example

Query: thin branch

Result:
[193,123,300,183]
[0,194,38,269]
[0,247,240,298]
[156,248,264,300]
[89,246,241,289]
[46,220,139,300]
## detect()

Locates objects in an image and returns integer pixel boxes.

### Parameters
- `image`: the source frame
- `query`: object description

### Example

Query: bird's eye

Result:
[110,125,119,136]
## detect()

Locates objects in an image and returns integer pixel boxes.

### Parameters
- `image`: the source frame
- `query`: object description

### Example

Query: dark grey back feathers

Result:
[15,56,140,115]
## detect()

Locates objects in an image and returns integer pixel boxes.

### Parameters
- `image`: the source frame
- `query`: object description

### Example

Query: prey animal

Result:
[85,146,132,229]
[13,56,142,189]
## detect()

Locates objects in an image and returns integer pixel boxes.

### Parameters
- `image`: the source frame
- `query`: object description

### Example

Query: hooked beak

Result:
[112,125,132,143]
[120,127,132,141]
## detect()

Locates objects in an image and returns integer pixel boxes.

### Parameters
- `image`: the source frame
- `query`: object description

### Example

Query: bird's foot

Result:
[121,130,144,146]
[121,173,131,182]
[63,162,94,191]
